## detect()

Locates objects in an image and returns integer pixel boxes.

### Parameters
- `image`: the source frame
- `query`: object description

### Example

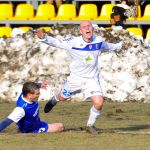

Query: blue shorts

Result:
[32,121,48,133]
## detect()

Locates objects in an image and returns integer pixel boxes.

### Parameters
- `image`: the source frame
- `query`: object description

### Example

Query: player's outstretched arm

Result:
[1,107,25,132]
[0,118,14,132]
[35,29,72,50]
[102,41,123,51]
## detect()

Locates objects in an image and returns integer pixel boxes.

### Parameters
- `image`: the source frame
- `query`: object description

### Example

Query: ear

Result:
[27,93,32,100]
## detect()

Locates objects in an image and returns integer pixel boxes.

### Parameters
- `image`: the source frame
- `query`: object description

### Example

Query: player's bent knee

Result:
[58,93,67,101]
[95,102,104,110]
[48,123,64,133]
[59,123,64,132]
[93,98,104,110]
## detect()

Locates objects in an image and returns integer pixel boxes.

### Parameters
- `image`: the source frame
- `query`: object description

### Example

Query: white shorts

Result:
[60,74,103,99]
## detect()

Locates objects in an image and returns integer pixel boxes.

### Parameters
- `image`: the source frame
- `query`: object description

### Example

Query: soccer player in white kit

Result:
[36,21,122,134]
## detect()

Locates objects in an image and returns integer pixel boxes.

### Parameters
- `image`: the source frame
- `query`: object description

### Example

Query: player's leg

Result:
[87,95,104,126]
[37,121,64,133]
[44,74,81,113]
[44,91,68,113]
[86,95,104,134]
[44,94,60,113]
[47,123,64,133]
[44,82,73,113]
[84,78,104,134]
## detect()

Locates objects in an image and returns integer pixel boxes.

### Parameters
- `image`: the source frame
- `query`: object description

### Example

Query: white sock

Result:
[54,95,59,102]
[87,106,100,127]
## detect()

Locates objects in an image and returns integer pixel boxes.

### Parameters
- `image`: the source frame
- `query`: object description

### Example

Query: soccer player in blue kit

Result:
[35,21,122,134]
[0,81,64,133]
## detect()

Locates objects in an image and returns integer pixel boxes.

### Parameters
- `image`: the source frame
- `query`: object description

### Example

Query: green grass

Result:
[0,100,150,150]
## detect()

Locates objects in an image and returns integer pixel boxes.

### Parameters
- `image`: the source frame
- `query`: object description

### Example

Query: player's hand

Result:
[34,29,46,39]
[40,81,48,90]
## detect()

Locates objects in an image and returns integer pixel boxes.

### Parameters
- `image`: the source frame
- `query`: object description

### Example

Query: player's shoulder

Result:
[16,94,28,108]
[93,35,105,42]
[14,107,25,113]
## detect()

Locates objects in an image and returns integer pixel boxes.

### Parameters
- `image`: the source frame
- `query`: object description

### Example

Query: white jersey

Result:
[42,35,120,78]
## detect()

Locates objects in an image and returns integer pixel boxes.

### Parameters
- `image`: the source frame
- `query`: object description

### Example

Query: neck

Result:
[23,96,32,103]
[83,37,93,43]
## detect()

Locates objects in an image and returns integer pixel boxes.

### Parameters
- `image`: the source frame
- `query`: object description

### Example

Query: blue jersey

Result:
[16,94,48,133]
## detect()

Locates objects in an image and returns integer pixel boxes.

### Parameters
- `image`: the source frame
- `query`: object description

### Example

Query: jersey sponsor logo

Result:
[84,54,94,64]
[84,55,93,62]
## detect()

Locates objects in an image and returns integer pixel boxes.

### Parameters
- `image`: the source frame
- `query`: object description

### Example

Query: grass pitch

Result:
[0,100,150,150]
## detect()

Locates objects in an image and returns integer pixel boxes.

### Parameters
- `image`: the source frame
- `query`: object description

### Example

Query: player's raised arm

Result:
[101,41,123,51]
[35,29,72,50]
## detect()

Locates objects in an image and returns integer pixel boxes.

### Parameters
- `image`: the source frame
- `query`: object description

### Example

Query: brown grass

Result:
[0,100,150,150]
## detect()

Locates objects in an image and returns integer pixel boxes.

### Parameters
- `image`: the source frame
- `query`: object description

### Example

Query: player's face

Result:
[30,89,40,102]
[80,21,94,42]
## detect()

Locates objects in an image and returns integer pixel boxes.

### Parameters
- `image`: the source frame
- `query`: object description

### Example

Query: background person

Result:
[47,0,62,10]
[110,0,130,27]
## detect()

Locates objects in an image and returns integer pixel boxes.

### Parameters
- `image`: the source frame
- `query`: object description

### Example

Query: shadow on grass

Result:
[112,124,148,131]
[65,124,148,134]
[0,125,148,135]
